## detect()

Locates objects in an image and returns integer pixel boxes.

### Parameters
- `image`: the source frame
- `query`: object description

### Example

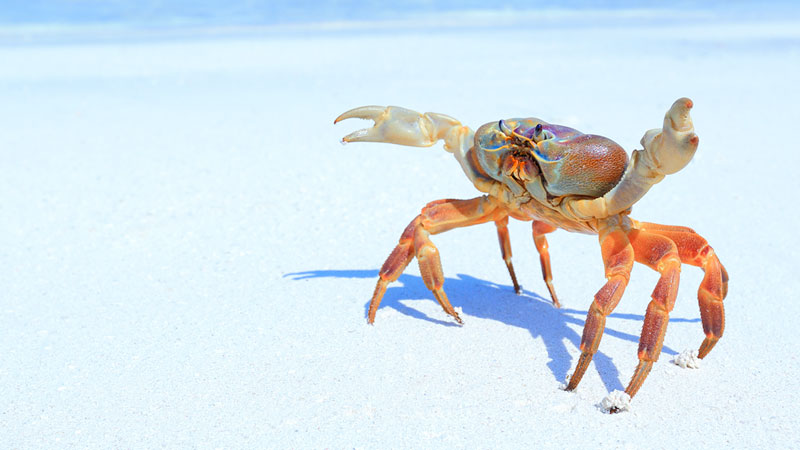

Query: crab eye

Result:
[534,123,543,137]
[498,120,513,136]
[479,128,512,152]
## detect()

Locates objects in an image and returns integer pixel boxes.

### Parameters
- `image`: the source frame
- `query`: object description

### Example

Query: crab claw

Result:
[334,105,385,123]
[335,105,461,147]
[640,97,699,175]
[335,105,390,143]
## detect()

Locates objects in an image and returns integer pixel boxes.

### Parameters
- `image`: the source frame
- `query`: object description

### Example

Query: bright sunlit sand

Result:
[2,4,799,447]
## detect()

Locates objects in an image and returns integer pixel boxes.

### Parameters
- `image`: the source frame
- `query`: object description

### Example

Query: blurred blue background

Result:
[1,0,795,28]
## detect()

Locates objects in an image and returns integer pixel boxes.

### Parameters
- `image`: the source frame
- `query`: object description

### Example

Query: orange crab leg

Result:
[494,216,522,294]
[368,219,416,324]
[636,222,728,358]
[566,228,634,391]
[532,221,560,308]
[622,229,682,401]
[367,196,506,324]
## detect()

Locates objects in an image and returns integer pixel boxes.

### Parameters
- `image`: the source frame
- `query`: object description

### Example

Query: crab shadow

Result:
[286,269,699,393]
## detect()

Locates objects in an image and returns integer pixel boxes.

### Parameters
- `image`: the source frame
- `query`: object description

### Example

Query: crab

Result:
[334,98,728,411]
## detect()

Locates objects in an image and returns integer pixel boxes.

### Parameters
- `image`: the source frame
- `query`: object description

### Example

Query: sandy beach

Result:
[2,5,800,448]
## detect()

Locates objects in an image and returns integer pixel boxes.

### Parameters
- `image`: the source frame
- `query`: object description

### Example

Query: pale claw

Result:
[640,97,699,175]
[334,105,388,143]
[334,105,386,124]
[335,105,461,147]
[556,97,701,220]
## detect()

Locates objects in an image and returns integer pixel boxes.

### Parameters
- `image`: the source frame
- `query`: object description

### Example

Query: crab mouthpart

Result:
[502,151,540,185]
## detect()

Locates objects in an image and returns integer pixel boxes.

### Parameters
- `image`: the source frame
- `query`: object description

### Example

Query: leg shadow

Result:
[286,269,699,393]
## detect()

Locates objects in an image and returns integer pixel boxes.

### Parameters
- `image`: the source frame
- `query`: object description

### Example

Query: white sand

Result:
[673,348,702,369]
[2,10,800,448]
[601,390,632,413]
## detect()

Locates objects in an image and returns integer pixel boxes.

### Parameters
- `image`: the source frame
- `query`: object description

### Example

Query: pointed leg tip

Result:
[563,380,578,392]
[549,291,561,308]
[563,372,580,392]
[545,284,560,308]
[697,336,718,359]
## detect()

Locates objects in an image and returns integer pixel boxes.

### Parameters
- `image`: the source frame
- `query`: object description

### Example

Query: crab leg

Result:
[494,217,523,294]
[368,219,416,324]
[621,229,682,403]
[635,222,728,358]
[532,221,560,308]
[565,227,634,391]
[367,196,506,324]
